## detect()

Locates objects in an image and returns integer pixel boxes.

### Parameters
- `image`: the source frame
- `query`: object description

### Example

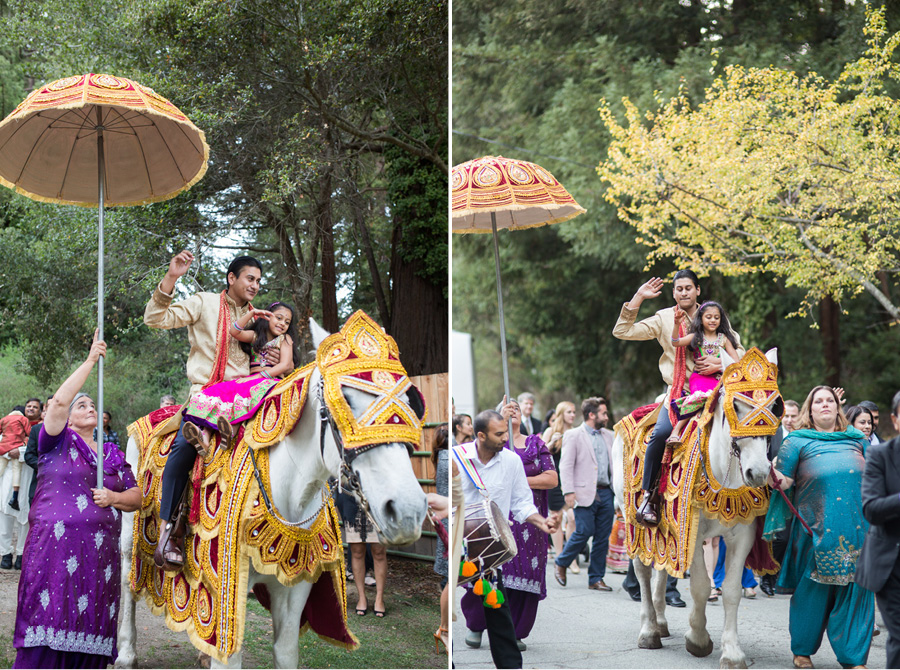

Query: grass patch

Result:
[242,561,445,668]
[0,631,14,667]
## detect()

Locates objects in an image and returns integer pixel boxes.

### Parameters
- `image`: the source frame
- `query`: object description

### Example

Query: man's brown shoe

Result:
[554,563,567,587]
[182,422,208,458]
[217,417,235,450]
[588,580,612,592]
[636,490,660,527]
[154,520,185,570]
[792,656,814,669]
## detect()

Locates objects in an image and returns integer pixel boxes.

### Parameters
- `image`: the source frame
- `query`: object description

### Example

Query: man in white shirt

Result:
[456,408,557,668]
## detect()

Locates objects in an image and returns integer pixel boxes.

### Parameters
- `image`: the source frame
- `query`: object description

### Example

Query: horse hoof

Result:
[686,637,714,657]
[719,656,748,669]
[638,633,663,649]
[659,623,671,638]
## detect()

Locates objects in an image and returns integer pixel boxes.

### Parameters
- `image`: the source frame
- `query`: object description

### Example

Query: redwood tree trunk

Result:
[317,166,339,333]
[388,225,448,376]
[820,296,841,387]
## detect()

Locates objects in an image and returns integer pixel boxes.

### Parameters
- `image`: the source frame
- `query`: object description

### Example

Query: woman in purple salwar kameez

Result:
[14,334,141,669]
[461,400,557,649]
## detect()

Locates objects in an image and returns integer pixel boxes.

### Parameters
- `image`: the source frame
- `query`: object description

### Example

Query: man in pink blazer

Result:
[554,397,616,592]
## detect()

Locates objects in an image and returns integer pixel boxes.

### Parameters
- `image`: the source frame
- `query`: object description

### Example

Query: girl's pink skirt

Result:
[183,373,278,429]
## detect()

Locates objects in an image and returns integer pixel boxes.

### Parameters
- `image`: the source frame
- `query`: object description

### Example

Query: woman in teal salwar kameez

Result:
[765,385,873,670]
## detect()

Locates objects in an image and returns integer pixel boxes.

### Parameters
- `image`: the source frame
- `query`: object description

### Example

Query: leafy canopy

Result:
[599,7,900,320]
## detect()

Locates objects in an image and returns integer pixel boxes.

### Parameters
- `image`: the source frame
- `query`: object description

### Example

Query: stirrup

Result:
[217,417,235,450]
[154,499,188,570]
[154,520,185,570]
[635,490,660,527]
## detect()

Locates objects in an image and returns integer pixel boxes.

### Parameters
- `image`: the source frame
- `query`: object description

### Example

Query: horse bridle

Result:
[697,394,774,493]
[243,375,415,532]
[315,376,416,535]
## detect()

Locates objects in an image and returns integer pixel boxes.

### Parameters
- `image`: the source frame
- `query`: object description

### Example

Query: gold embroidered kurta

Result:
[143,284,250,398]
[612,303,745,396]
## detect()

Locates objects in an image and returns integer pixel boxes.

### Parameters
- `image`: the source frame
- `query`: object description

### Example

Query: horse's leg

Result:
[685,538,714,658]
[652,568,670,639]
[635,560,663,649]
[719,529,752,669]
[114,510,137,669]
[210,651,242,669]
[268,580,314,668]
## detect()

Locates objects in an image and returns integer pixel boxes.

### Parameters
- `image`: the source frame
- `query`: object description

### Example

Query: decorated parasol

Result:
[451,155,585,411]
[0,73,209,486]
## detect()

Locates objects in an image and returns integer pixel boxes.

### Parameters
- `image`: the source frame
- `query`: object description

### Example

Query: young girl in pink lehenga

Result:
[182,302,299,454]
[667,300,739,445]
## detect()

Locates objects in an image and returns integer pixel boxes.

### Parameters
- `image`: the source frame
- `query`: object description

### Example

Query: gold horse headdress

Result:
[317,310,426,452]
[720,347,782,438]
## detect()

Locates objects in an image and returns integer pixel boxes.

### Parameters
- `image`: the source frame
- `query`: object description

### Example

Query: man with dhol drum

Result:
[454,407,558,669]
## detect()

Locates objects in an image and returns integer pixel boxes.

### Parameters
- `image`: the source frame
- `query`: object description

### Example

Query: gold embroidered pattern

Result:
[243,365,313,450]
[317,311,425,452]
[721,348,782,438]
[126,379,356,663]
[615,348,780,577]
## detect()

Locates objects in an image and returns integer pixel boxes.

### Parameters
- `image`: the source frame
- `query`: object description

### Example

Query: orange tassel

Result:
[473,579,485,596]
[460,561,477,578]
[484,590,498,607]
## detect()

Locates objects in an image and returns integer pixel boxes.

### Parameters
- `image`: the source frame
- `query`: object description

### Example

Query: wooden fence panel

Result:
[387,372,448,561]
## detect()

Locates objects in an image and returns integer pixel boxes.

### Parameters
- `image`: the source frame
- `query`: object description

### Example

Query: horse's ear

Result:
[407,384,426,420]
[765,347,778,366]
[720,349,735,370]
[309,318,331,348]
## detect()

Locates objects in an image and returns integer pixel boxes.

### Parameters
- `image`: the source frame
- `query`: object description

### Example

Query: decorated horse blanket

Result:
[615,399,777,579]
[127,364,358,663]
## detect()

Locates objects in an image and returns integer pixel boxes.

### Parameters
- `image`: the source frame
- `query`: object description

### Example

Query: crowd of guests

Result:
[453,386,900,669]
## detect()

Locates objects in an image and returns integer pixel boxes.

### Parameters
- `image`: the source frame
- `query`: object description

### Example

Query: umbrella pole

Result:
[490,213,515,440]
[96,116,105,489]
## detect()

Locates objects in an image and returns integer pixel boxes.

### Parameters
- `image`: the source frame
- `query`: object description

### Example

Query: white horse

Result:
[116,318,427,668]
[611,348,781,669]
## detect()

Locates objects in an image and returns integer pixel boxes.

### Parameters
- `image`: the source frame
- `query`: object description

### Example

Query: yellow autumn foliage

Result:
[598,7,900,320]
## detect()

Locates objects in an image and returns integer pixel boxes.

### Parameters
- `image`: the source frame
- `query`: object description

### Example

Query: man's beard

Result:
[480,438,505,453]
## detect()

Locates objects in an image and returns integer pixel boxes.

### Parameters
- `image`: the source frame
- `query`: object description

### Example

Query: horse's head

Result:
[713,347,783,488]
[310,312,427,546]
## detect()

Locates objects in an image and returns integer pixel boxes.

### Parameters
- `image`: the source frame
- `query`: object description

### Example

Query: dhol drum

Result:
[458,496,517,585]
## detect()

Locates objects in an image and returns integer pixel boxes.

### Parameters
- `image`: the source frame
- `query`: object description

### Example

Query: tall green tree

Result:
[0,0,448,384]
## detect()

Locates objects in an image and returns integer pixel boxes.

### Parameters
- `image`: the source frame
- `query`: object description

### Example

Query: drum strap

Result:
[452,444,487,495]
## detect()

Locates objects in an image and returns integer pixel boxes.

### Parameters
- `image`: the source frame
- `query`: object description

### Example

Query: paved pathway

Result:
[453,562,888,669]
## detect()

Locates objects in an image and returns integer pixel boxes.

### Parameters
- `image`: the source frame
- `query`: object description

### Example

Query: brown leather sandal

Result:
[792,655,814,669]
[217,417,235,450]
[182,422,208,458]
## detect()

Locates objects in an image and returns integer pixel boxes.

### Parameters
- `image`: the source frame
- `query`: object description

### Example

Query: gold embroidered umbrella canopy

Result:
[0,73,209,485]
[451,155,585,405]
